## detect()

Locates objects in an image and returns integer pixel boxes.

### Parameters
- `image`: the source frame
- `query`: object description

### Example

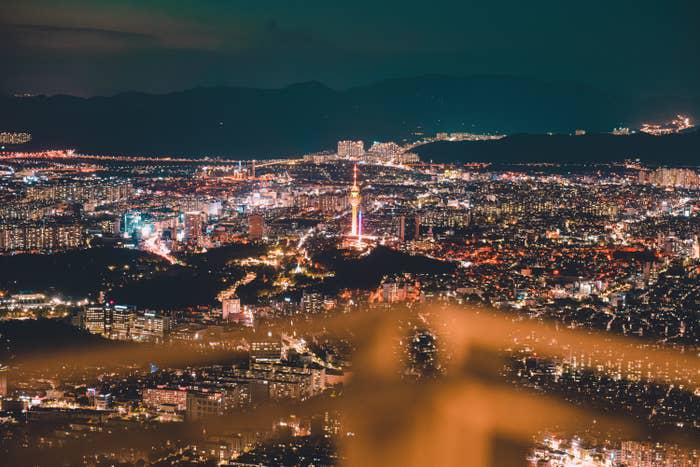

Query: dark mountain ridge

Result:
[414,130,700,166]
[1,75,698,159]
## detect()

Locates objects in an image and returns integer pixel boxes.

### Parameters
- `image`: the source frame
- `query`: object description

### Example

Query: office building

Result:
[250,339,282,363]
[84,306,110,336]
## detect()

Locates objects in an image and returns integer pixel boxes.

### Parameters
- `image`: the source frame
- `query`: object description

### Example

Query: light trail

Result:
[140,236,182,265]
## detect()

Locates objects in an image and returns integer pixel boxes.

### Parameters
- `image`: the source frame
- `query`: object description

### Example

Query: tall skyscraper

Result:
[184,212,204,244]
[248,214,265,240]
[349,164,362,236]
[111,305,135,340]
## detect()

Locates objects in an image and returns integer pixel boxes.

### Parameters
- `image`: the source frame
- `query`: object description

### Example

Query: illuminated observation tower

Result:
[349,164,362,237]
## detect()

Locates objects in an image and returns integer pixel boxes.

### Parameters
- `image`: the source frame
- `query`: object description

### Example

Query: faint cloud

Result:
[0,22,224,54]
[2,24,157,53]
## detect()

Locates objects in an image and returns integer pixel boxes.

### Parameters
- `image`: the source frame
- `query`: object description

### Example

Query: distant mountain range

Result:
[1,75,698,159]
[415,131,700,166]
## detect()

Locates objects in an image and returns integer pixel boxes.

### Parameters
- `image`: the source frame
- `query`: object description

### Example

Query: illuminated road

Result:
[141,236,182,265]
[217,272,257,302]
[0,149,299,168]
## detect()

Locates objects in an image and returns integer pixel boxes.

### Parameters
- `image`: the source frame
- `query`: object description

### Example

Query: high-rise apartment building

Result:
[0,221,84,253]
[248,214,265,240]
[337,140,364,159]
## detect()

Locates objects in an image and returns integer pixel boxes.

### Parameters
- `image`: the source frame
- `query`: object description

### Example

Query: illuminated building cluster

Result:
[0,221,84,253]
[0,140,699,465]
[79,305,171,343]
[638,167,700,189]
[640,114,694,135]
[336,140,364,159]
[0,132,31,145]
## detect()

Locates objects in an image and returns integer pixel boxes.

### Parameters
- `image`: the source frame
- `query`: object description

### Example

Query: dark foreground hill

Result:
[0,247,164,298]
[414,131,700,165]
[1,75,698,158]
[313,246,456,292]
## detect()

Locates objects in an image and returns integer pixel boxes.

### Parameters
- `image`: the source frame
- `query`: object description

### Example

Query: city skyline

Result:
[1,136,699,466]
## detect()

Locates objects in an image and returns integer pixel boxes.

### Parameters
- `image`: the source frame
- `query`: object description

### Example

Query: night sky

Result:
[1,0,699,97]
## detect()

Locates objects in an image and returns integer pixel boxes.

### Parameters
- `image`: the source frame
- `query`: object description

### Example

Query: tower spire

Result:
[349,164,361,237]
